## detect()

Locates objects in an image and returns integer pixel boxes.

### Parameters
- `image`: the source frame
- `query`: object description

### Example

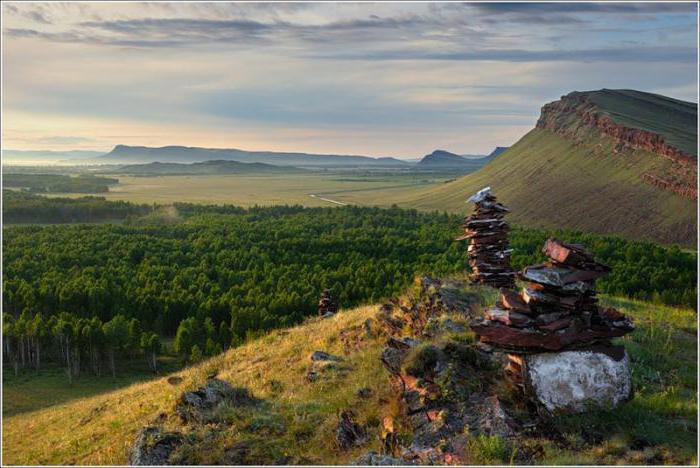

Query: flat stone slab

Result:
[524,346,632,413]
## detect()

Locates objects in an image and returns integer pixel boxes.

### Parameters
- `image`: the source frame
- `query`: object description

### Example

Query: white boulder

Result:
[524,346,632,413]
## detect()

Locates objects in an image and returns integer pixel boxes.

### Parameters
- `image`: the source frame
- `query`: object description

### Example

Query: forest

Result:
[3,174,119,193]
[3,204,697,377]
[3,190,153,224]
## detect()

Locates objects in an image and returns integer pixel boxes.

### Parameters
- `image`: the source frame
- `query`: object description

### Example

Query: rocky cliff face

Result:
[536,92,697,200]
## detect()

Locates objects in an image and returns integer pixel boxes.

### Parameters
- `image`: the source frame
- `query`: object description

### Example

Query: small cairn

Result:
[318,289,338,317]
[456,186,516,289]
[471,238,635,412]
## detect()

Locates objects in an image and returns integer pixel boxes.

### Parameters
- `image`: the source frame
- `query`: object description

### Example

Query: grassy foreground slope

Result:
[338,128,696,246]
[3,289,696,465]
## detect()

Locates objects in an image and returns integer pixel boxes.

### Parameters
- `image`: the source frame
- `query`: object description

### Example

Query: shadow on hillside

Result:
[2,356,182,417]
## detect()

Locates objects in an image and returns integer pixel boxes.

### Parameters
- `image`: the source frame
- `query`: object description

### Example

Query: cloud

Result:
[472,2,697,15]
[309,46,698,63]
[2,2,697,155]
[36,135,96,145]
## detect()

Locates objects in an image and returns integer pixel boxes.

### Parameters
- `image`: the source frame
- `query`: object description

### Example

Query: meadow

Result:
[44,173,451,206]
[2,292,696,465]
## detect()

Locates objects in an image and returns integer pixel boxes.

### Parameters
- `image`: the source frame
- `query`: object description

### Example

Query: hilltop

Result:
[85,145,409,168]
[416,149,489,170]
[108,160,308,176]
[351,89,697,246]
[2,278,696,465]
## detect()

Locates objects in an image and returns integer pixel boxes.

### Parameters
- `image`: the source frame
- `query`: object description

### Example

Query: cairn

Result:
[456,187,516,289]
[471,239,635,411]
[318,289,338,317]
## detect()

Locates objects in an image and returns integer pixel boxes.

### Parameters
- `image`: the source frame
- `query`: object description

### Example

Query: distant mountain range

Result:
[108,160,308,176]
[76,145,409,168]
[391,88,697,246]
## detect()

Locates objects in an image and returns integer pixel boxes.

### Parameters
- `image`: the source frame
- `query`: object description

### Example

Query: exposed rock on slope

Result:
[537,89,697,200]
[384,89,697,246]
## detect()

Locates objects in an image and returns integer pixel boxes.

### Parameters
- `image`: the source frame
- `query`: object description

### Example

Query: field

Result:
[43,173,451,207]
[28,127,696,247]
[2,348,181,417]
[326,129,697,247]
[2,292,696,465]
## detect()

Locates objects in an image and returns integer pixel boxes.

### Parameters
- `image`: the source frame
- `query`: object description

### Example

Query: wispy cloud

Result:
[2,2,697,155]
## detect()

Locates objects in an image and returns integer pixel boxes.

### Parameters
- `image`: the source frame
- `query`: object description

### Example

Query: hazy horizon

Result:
[2,1,698,158]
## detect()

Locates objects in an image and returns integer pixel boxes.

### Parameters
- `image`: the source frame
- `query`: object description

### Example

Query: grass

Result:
[531,296,697,465]
[2,353,182,417]
[1,305,393,465]
[44,173,451,207]
[329,128,697,247]
[585,89,697,157]
[45,126,695,247]
[2,291,696,465]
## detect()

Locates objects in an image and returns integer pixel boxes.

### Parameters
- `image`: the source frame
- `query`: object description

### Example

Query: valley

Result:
[2,87,697,466]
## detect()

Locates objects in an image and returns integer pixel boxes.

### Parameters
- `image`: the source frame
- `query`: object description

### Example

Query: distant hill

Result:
[371,89,698,246]
[416,149,472,167]
[109,160,307,176]
[414,149,497,173]
[84,145,409,168]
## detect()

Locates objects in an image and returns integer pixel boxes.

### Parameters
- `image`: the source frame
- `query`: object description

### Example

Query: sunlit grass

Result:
[2,294,696,465]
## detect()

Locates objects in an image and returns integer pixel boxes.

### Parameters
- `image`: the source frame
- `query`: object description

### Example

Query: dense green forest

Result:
[3,205,696,376]
[3,191,153,224]
[3,174,118,193]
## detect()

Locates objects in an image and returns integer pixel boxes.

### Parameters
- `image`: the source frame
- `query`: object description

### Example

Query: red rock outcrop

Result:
[536,92,697,200]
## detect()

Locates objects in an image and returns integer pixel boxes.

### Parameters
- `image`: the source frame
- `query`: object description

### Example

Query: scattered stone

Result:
[456,187,516,289]
[336,410,368,450]
[166,376,183,386]
[310,351,343,362]
[129,426,183,466]
[381,346,409,376]
[307,351,348,382]
[357,387,373,399]
[355,451,408,466]
[441,318,467,333]
[525,346,633,414]
[471,395,516,438]
[176,379,257,423]
[387,336,419,349]
[352,451,407,465]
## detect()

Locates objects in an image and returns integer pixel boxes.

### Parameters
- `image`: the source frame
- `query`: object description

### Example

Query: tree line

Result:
[3,204,696,379]
[3,190,153,224]
[3,174,119,193]
[2,311,162,382]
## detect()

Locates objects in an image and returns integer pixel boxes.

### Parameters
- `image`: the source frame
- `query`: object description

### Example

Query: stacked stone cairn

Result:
[456,186,516,289]
[318,289,338,317]
[471,238,636,413]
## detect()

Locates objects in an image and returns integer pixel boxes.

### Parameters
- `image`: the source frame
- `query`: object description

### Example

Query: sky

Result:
[2,1,698,158]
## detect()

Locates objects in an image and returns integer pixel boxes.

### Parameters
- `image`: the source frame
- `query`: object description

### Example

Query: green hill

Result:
[578,89,697,157]
[336,89,697,247]
[2,282,696,465]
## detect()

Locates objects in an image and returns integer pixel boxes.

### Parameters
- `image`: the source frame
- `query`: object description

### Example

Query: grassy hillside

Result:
[584,89,697,157]
[330,128,696,247]
[3,286,696,465]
